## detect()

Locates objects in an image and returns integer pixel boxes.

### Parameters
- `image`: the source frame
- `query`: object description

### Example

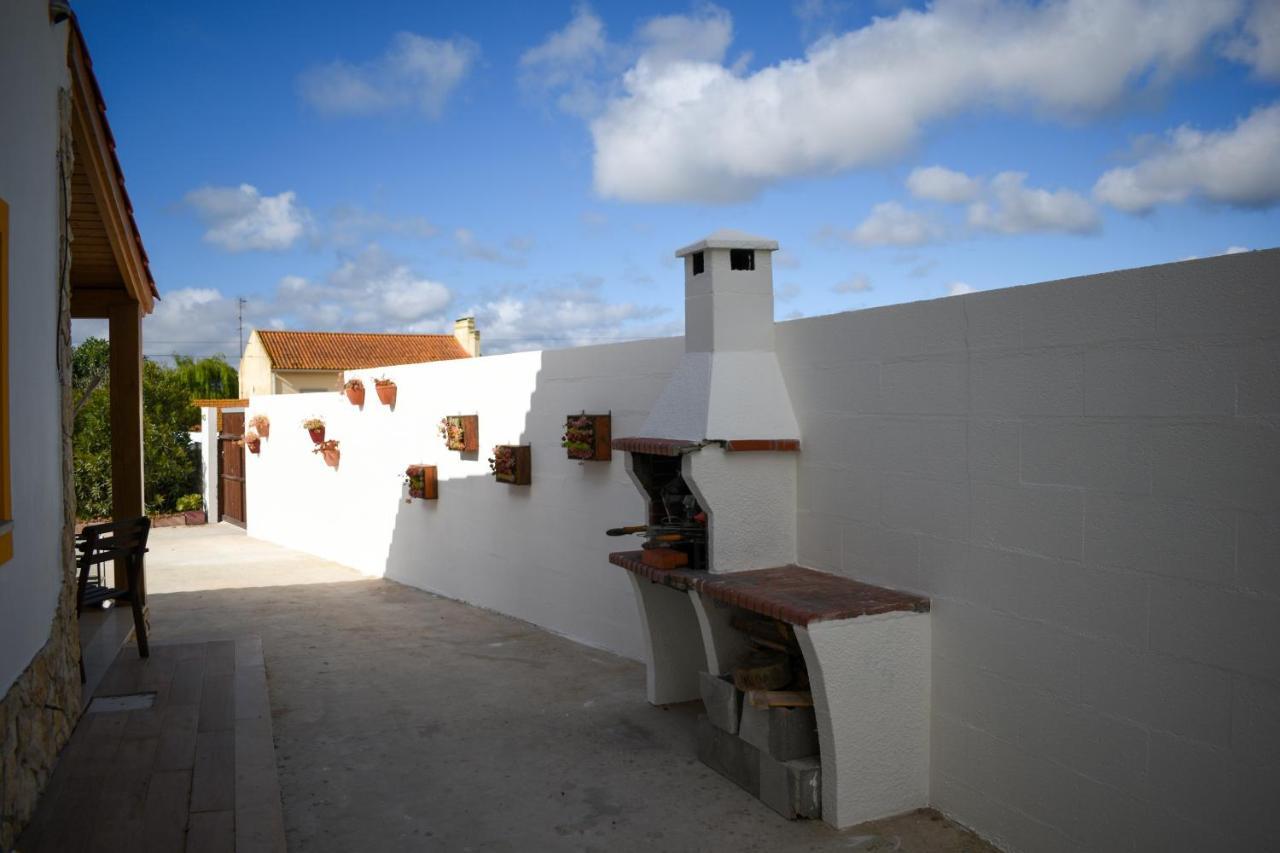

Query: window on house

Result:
[0,198,12,565]
[691,251,705,275]
[730,249,755,271]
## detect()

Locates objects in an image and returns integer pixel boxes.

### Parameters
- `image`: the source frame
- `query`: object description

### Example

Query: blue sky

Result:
[71,0,1280,359]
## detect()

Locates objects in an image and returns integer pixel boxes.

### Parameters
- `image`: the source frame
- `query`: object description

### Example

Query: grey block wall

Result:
[777,249,1280,853]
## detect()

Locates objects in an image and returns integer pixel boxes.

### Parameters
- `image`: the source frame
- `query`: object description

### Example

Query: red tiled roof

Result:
[255,331,470,371]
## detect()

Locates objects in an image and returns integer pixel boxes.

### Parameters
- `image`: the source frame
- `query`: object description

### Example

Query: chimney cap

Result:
[675,229,779,258]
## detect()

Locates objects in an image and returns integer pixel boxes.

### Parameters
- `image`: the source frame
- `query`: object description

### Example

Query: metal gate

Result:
[218,411,247,527]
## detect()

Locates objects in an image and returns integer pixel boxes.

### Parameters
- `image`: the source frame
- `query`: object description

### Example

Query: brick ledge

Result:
[610,551,929,626]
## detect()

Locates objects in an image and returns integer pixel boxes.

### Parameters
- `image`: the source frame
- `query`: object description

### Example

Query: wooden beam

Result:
[71,286,131,319]
[109,301,144,596]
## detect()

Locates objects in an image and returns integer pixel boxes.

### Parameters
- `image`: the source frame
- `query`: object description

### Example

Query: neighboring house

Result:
[238,318,480,396]
[1,2,159,847]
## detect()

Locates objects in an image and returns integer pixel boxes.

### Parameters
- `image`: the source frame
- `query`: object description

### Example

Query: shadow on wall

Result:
[244,338,683,661]
[379,342,680,658]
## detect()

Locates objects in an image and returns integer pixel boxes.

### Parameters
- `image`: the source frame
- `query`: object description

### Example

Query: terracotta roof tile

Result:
[256,331,470,371]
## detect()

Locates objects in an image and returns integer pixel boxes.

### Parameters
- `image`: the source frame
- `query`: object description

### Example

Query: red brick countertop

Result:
[610,551,929,626]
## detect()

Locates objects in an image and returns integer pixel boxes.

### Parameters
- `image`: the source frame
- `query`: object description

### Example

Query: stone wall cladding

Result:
[0,86,83,853]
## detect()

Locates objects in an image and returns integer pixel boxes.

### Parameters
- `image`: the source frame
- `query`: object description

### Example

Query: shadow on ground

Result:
[146,561,995,852]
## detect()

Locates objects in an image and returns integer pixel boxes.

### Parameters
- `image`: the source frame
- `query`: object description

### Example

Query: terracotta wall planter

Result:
[246,438,261,455]
[314,439,340,468]
[563,413,611,461]
[405,465,439,501]
[308,426,326,444]
[249,417,270,438]
[490,445,531,485]
[375,382,397,406]
[440,415,479,452]
[345,383,365,406]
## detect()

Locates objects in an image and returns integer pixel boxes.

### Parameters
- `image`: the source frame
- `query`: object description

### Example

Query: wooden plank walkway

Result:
[16,638,285,853]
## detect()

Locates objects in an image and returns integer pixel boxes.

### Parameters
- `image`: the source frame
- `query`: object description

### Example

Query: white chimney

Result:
[638,230,800,443]
[617,230,801,575]
[453,316,480,357]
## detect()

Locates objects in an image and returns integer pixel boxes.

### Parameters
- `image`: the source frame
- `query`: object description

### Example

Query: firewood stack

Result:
[730,613,813,709]
[696,610,822,820]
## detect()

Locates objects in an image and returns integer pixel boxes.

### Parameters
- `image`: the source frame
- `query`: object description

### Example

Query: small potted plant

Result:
[343,378,366,406]
[313,439,340,468]
[437,415,478,452]
[373,376,397,407]
[245,429,262,454]
[403,465,438,501]
[562,413,611,461]
[303,417,326,445]
[489,444,531,485]
[249,414,270,438]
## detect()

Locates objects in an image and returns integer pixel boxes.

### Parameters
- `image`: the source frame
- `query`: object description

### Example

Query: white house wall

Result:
[0,2,71,695]
[246,248,1280,852]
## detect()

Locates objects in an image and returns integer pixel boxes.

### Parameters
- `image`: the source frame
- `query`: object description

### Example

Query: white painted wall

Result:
[0,2,71,694]
[197,410,218,517]
[247,247,1280,851]
[246,339,683,659]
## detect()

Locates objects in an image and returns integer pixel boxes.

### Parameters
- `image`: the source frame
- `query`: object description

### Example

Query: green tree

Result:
[72,339,234,519]
[171,354,239,399]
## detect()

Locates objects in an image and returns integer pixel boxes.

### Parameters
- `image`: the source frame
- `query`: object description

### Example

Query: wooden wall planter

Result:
[405,465,438,501]
[490,445,531,485]
[563,413,611,461]
[440,415,479,452]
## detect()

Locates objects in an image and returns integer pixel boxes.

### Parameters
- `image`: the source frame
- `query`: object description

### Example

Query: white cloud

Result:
[1225,0,1280,79]
[278,246,452,332]
[588,0,1241,203]
[462,278,676,353]
[184,184,309,252]
[947,282,976,296]
[635,6,733,67]
[832,273,872,294]
[967,171,1099,234]
[1094,102,1280,212]
[519,5,610,116]
[521,5,738,119]
[1224,245,1251,253]
[907,165,982,203]
[847,202,944,246]
[452,228,535,266]
[299,32,478,118]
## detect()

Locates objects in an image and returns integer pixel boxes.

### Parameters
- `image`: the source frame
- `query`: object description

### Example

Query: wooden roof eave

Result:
[67,22,157,316]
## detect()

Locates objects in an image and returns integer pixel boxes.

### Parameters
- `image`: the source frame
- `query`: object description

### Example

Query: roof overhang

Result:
[66,18,157,318]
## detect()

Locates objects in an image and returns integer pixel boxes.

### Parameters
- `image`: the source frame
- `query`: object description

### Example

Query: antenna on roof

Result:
[238,298,247,354]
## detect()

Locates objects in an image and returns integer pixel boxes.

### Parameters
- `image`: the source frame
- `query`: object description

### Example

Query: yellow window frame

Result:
[0,197,11,564]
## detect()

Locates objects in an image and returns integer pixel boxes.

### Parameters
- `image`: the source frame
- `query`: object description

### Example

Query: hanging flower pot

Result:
[374,377,397,407]
[245,430,262,455]
[249,414,270,438]
[313,439,340,468]
[344,378,365,406]
[302,417,325,445]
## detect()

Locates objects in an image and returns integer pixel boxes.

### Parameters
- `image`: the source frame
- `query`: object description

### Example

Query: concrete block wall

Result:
[777,248,1280,853]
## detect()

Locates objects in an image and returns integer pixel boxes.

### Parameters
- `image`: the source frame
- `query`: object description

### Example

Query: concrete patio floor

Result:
[144,523,998,852]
